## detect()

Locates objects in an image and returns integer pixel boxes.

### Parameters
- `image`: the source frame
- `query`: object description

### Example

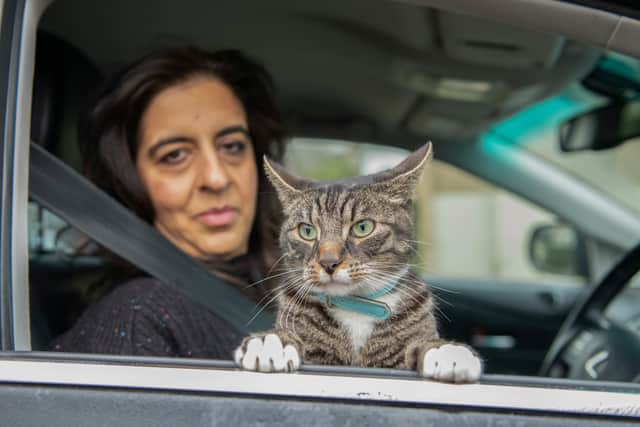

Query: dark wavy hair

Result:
[79,47,285,278]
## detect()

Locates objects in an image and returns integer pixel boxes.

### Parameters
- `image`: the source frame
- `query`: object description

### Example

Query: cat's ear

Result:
[372,142,432,204]
[263,156,311,204]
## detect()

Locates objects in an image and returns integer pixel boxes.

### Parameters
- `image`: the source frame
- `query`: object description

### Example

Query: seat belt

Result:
[28,142,274,334]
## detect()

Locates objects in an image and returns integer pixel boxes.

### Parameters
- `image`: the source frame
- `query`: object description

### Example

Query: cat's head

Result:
[264,143,432,297]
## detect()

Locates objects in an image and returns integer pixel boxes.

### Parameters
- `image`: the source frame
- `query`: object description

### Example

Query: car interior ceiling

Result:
[37,0,602,146]
[29,0,606,352]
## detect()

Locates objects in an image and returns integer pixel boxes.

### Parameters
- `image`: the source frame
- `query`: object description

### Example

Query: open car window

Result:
[25,0,640,373]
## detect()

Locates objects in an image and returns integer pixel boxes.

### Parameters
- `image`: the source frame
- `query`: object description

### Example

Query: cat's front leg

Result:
[234,331,302,373]
[407,341,482,383]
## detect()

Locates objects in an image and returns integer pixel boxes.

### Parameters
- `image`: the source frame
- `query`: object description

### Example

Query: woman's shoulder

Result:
[101,276,172,304]
[91,276,207,324]
[49,277,161,354]
[50,276,234,356]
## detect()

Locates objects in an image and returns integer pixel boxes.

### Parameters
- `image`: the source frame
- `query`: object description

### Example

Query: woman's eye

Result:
[351,219,375,237]
[160,149,188,164]
[298,223,317,241]
[219,141,247,155]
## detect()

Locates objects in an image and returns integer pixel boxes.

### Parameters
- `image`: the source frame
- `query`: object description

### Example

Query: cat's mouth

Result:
[315,276,368,297]
[311,267,369,296]
[318,269,352,286]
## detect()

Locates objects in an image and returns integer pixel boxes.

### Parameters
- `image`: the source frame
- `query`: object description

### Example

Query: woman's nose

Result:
[199,151,230,192]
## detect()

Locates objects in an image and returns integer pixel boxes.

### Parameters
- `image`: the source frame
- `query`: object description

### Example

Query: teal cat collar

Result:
[312,279,398,321]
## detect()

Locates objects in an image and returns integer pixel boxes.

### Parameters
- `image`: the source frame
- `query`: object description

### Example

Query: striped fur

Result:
[267,271,448,369]
[238,144,478,375]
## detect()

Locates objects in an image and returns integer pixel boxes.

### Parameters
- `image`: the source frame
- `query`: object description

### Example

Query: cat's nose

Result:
[319,258,342,275]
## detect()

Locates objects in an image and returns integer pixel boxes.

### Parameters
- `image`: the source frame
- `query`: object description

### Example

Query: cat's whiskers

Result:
[243,267,305,289]
[400,238,432,262]
[282,279,313,333]
[377,269,454,308]
[394,281,452,322]
[285,282,306,332]
[397,282,451,321]
[360,273,449,322]
[370,273,451,322]
[367,268,454,319]
[264,252,290,278]
[365,274,424,307]
[369,262,460,295]
[395,239,432,268]
[245,270,306,323]
[356,267,407,293]
[368,260,424,271]
[367,264,412,282]
[253,275,304,311]
[394,284,430,311]
[401,238,432,247]
[247,276,306,326]
[291,281,316,336]
[278,278,306,329]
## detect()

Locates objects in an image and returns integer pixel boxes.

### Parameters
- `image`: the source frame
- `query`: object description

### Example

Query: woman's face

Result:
[136,76,258,260]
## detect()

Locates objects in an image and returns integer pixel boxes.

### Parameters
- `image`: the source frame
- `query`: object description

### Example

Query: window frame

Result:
[1,0,640,421]
[1,0,52,351]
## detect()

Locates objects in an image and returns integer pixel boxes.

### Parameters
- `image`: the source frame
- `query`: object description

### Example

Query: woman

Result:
[51,47,285,358]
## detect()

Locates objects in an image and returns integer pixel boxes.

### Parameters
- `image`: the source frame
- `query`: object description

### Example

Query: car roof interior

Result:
[36,0,602,154]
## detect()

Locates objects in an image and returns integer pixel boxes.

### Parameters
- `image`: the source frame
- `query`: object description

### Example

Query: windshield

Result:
[489,83,640,218]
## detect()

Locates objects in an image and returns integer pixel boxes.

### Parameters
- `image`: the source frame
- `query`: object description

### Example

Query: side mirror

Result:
[559,98,640,152]
[528,223,589,278]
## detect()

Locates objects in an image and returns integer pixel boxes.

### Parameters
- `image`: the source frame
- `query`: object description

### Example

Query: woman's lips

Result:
[196,207,238,227]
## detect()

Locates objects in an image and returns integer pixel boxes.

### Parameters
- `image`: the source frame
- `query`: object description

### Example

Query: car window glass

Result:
[29,201,99,256]
[286,138,585,287]
[28,201,67,253]
[418,159,584,286]
[28,200,103,349]
[532,128,640,216]
[496,83,640,217]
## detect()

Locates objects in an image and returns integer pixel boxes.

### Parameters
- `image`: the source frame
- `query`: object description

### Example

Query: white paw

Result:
[234,334,300,373]
[421,344,482,383]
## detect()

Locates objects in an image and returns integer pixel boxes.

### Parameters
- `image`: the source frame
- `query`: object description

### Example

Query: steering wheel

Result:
[540,241,640,382]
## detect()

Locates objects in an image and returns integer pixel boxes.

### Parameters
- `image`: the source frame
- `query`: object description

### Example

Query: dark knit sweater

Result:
[51,277,242,359]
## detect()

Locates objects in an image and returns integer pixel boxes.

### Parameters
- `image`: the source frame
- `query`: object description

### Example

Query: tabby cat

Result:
[234,143,482,383]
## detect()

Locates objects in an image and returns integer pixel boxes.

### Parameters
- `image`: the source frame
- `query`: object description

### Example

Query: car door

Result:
[3,0,640,426]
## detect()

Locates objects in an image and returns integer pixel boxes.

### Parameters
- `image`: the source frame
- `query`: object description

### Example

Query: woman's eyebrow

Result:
[147,126,250,157]
[216,125,250,139]
[148,136,191,158]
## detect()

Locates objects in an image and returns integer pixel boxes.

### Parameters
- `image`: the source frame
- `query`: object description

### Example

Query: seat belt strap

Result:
[28,142,274,334]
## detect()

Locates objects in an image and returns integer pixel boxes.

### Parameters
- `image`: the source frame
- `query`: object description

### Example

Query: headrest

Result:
[31,31,101,167]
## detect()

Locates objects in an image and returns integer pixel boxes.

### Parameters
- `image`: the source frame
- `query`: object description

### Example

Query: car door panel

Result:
[1,384,636,427]
[2,356,639,426]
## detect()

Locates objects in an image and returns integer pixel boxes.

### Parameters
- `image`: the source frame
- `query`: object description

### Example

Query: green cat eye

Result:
[298,223,318,240]
[351,219,375,237]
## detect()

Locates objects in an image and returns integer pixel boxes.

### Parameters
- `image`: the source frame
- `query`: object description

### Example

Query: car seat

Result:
[29,30,102,350]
